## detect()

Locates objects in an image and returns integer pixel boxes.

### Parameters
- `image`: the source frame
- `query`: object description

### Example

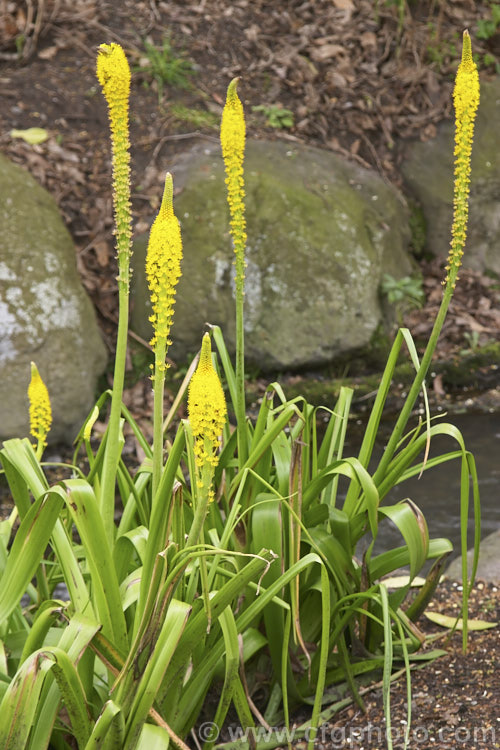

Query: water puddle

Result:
[356,412,500,560]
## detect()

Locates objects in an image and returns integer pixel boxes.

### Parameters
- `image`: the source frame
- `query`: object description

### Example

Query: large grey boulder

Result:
[131,140,413,370]
[445,529,500,583]
[0,154,107,443]
[401,78,500,275]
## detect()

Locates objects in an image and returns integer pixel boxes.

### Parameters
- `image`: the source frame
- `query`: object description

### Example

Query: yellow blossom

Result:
[145,173,183,354]
[28,362,52,446]
[446,30,480,289]
[188,334,227,474]
[96,43,132,286]
[220,78,247,293]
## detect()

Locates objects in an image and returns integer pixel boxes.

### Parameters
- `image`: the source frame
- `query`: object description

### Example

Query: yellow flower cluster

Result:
[188,334,227,476]
[96,43,132,282]
[28,362,52,445]
[447,30,480,288]
[220,78,247,293]
[145,173,183,354]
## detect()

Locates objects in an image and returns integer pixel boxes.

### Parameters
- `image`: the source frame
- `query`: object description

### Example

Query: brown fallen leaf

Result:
[360,31,377,48]
[93,239,111,268]
[38,45,59,60]
[310,44,347,63]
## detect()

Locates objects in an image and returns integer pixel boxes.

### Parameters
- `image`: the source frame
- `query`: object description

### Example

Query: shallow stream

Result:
[348,412,500,561]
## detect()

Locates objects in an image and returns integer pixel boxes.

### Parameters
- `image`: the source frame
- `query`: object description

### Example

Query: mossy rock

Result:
[131,139,413,370]
[401,77,500,275]
[0,154,107,442]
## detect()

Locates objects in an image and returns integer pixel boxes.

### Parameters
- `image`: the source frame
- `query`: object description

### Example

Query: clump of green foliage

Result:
[0,32,481,750]
[477,2,500,40]
[381,273,425,325]
[426,24,460,69]
[135,35,196,101]
[252,103,295,129]
[171,103,219,130]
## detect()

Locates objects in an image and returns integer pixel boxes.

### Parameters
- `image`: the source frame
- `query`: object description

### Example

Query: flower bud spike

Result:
[446,30,480,290]
[221,78,249,467]
[28,362,52,450]
[96,43,132,288]
[188,333,227,475]
[221,77,247,294]
[145,172,183,355]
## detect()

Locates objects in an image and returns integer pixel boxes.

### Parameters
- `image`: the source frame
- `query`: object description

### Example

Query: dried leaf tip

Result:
[462,30,472,63]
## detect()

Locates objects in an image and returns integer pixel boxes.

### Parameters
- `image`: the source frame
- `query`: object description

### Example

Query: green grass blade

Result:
[62,479,128,652]
[51,518,92,614]
[20,603,66,665]
[307,563,330,750]
[378,500,429,581]
[212,325,237,413]
[0,438,49,513]
[123,599,191,749]
[380,585,393,750]
[83,700,124,750]
[250,500,285,679]
[28,613,101,750]
[37,647,92,748]
[204,606,241,750]
[0,650,53,749]
[228,405,299,500]
[139,423,186,620]
[0,487,63,623]
[343,331,405,508]
[136,723,172,749]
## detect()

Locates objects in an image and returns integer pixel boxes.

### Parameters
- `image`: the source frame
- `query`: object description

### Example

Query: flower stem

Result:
[96,43,132,541]
[152,340,167,498]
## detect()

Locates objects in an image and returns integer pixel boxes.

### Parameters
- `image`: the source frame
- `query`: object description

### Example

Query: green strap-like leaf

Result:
[204,606,240,750]
[84,700,125,750]
[0,488,64,623]
[0,650,53,749]
[28,613,101,750]
[62,479,128,653]
[37,647,93,748]
[123,599,191,749]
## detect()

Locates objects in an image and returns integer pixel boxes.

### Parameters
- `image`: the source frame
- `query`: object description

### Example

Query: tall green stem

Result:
[145,173,183,503]
[100,281,129,537]
[375,30,479,487]
[235,274,247,466]
[221,78,248,467]
[96,43,132,542]
[373,287,452,485]
[152,342,166,498]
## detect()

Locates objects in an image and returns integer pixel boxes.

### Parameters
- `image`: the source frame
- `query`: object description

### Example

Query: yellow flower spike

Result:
[28,362,52,447]
[145,173,183,355]
[446,30,480,290]
[188,333,227,473]
[96,43,132,287]
[221,77,247,293]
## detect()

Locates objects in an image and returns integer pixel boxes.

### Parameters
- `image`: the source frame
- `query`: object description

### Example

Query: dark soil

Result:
[1,2,500,747]
[275,579,500,750]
